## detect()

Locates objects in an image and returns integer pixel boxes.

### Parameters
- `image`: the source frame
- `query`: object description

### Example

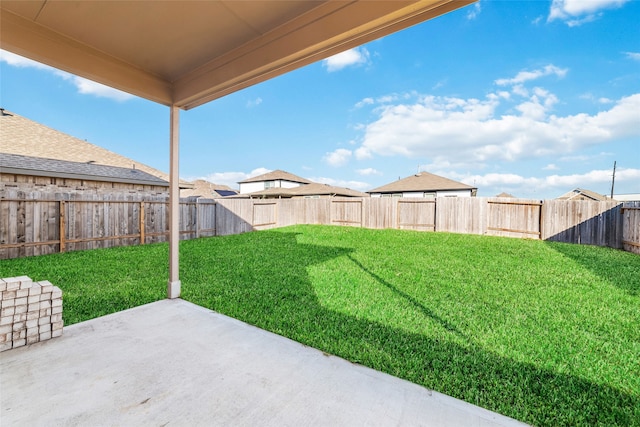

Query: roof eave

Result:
[1,166,170,187]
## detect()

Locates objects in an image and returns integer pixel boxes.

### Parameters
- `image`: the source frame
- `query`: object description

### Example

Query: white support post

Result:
[168,105,181,299]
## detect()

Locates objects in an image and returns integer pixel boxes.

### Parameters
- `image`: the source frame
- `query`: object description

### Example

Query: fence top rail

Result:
[397,199,436,204]
[0,199,218,205]
[487,200,542,206]
[0,198,62,203]
[621,207,640,211]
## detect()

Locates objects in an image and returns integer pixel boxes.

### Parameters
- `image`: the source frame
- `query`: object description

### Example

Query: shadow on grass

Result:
[544,240,640,296]
[346,254,465,338]
[180,230,639,427]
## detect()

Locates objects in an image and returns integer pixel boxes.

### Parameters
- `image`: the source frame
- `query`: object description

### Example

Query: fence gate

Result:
[397,199,436,231]
[331,199,362,227]
[486,200,542,239]
[252,202,278,229]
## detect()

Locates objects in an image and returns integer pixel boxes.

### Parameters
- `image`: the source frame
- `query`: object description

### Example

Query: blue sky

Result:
[1,0,639,199]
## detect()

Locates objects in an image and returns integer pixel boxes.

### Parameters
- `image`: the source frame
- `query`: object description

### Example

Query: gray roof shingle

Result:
[238,169,312,184]
[0,109,191,188]
[1,153,168,186]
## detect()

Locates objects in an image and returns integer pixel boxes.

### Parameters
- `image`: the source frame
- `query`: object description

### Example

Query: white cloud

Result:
[356,168,382,176]
[246,97,263,108]
[548,0,629,26]
[323,148,352,167]
[453,167,640,198]
[354,91,640,169]
[559,152,612,162]
[495,65,568,86]
[355,97,374,109]
[467,2,481,20]
[432,79,447,90]
[623,51,640,61]
[565,15,599,27]
[323,47,370,72]
[0,49,52,70]
[543,164,559,171]
[0,49,134,101]
[310,176,370,191]
[355,146,373,160]
[72,78,134,101]
[194,167,272,189]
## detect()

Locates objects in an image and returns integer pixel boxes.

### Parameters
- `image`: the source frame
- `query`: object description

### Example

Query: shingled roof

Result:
[180,179,238,198]
[238,169,312,185]
[556,188,608,201]
[287,182,368,197]
[1,152,168,186]
[368,172,475,193]
[242,182,367,198]
[0,109,191,188]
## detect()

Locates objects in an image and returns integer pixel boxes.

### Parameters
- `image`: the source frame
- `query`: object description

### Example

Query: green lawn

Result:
[1,225,639,426]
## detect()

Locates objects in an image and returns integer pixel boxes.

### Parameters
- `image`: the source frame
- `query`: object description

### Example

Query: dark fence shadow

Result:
[545,240,640,296]
[544,201,623,248]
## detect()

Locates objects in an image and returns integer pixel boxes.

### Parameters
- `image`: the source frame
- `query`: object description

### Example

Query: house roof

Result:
[180,179,237,198]
[368,172,476,193]
[1,1,474,110]
[0,153,168,187]
[495,192,515,198]
[0,109,191,188]
[287,182,368,197]
[238,170,312,185]
[244,182,367,198]
[556,188,609,201]
[612,194,640,202]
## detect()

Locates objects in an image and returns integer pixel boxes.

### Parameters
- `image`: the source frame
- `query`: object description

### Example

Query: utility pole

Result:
[610,161,616,199]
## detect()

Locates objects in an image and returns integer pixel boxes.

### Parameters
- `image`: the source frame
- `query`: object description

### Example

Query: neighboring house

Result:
[610,194,640,202]
[1,153,168,193]
[238,170,312,194]
[0,109,191,190]
[245,182,368,199]
[556,188,608,201]
[368,172,477,198]
[180,179,238,198]
[495,192,515,198]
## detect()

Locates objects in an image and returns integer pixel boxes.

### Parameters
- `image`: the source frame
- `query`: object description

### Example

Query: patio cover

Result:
[0,0,475,297]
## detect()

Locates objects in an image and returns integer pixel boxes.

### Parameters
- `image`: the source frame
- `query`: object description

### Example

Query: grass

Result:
[1,225,639,426]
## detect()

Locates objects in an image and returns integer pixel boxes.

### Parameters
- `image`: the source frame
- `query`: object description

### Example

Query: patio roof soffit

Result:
[0,0,474,110]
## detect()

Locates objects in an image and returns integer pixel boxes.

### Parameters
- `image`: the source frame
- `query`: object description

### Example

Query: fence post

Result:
[195,202,200,239]
[539,201,544,240]
[140,201,145,245]
[59,200,66,253]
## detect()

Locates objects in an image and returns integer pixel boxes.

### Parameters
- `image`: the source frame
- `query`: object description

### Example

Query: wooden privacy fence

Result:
[0,195,216,259]
[1,195,639,259]
[215,197,638,254]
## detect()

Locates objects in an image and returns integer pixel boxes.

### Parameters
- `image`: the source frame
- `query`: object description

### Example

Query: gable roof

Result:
[0,109,191,188]
[556,188,608,201]
[243,182,367,198]
[238,169,312,185]
[0,153,168,187]
[180,179,237,198]
[287,182,368,197]
[368,172,475,194]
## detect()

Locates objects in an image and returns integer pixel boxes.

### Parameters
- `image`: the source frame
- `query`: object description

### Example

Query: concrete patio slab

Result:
[1,299,528,426]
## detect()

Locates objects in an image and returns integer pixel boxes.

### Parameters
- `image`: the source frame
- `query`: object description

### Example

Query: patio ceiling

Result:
[1,0,474,110]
